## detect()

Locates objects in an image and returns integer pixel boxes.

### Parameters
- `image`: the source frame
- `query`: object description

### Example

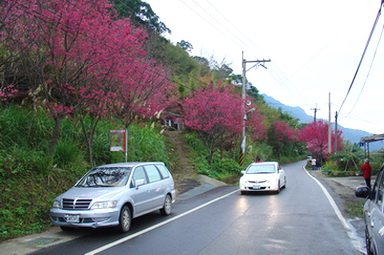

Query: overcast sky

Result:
[144,0,384,135]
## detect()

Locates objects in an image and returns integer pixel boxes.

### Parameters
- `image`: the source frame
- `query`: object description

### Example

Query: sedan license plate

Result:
[253,184,261,190]
[64,214,80,223]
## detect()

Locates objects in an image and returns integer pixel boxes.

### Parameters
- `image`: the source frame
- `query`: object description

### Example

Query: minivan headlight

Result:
[52,200,61,208]
[91,200,117,209]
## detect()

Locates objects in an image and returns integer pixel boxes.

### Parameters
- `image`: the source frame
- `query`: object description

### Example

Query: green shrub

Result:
[128,124,169,163]
[54,140,84,168]
[211,154,242,175]
[0,105,52,149]
[185,132,208,156]
[0,146,52,175]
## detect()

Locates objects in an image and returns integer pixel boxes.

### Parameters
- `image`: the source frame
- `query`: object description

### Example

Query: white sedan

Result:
[239,161,286,195]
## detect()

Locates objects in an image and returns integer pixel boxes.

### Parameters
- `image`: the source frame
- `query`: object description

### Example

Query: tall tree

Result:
[268,120,298,158]
[0,0,155,164]
[112,0,170,34]
[182,84,242,163]
[299,120,343,163]
[112,59,176,129]
[247,108,267,142]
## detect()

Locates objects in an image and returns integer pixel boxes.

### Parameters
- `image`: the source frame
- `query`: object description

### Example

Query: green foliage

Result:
[54,140,84,168]
[322,143,384,177]
[0,105,52,149]
[0,170,82,240]
[128,124,169,163]
[185,132,241,182]
[0,146,52,175]
[345,200,365,218]
[320,161,356,177]
[90,121,115,165]
[191,152,242,183]
[211,154,242,176]
[112,0,170,34]
[248,142,273,162]
[185,132,208,156]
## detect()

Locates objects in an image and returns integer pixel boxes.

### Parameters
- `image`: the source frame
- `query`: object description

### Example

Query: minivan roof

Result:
[96,162,166,168]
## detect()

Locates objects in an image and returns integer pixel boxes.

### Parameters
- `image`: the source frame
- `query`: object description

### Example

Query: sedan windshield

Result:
[76,167,131,187]
[246,164,276,174]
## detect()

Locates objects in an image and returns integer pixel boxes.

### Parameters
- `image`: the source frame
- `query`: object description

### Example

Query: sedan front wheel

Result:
[275,181,280,194]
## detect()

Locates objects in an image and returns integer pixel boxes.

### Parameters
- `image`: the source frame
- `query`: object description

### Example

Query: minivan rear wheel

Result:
[118,205,131,233]
[160,194,172,215]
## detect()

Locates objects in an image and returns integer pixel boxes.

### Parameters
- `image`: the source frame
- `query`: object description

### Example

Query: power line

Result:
[178,0,253,53]
[338,3,383,114]
[345,18,384,117]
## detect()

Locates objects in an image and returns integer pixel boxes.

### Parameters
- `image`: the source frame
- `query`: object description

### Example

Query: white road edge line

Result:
[303,165,365,254]
[303,166,350,229]
[84,189,239,255]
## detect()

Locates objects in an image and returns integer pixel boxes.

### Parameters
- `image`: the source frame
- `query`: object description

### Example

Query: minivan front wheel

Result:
[118,205,131,233]
[365,227,374,255]
[160,194,172,216]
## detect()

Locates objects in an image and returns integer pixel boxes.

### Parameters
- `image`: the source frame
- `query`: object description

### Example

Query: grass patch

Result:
[345,200,365,218]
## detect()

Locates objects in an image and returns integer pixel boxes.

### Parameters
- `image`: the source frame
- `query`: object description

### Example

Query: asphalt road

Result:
[26,161,363,255]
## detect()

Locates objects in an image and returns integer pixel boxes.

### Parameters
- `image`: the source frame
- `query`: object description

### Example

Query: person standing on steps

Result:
[361,158,372,189]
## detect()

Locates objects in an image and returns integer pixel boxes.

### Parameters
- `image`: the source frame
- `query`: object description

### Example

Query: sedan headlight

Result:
[91,200,117,209]
[52,200,61,208]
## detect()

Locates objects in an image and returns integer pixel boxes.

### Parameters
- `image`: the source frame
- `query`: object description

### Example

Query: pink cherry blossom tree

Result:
[299,120,343,163]
[112,58,176,129]
[183,84,242,163]
[247,107,267,142]
[0,0,165,164]
[268,120,299,157]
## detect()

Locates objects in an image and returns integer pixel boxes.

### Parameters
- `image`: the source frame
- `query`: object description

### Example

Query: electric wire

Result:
[338,4,383,114]
[345,18,384,117]
[202,0,266,55]
[178,0,251,54]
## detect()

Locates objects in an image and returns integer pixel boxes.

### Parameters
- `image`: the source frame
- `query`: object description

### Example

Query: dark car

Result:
[355,166,384,255]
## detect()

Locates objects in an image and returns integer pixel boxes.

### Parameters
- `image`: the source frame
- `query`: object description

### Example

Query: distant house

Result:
[160,103,184,131]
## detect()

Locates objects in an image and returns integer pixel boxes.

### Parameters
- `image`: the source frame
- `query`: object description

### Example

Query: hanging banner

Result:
[110,130,127,152]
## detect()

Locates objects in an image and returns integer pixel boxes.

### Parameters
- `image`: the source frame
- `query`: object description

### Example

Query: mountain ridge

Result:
[261,94,383,151]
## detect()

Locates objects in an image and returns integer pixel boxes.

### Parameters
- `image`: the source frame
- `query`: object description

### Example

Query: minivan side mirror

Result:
[135,179,145,189]
[355,185,370,198]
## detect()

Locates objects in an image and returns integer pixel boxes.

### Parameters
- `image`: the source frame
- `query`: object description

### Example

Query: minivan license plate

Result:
[65,214,80,223]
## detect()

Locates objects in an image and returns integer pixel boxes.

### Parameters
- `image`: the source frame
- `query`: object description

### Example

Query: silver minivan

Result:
[50,162,176,232]
[355,165,384,255]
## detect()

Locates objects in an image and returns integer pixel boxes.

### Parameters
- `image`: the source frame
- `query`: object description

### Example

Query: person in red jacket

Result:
[361,159,372,189]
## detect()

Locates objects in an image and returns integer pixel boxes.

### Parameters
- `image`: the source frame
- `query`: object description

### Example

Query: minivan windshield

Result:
[76,167,132,187]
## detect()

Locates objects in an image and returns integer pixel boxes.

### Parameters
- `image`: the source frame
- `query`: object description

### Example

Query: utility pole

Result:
[240,51,271,166]
[310,104,320,122]
[328,92,332,155]
[334,111,338,154]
